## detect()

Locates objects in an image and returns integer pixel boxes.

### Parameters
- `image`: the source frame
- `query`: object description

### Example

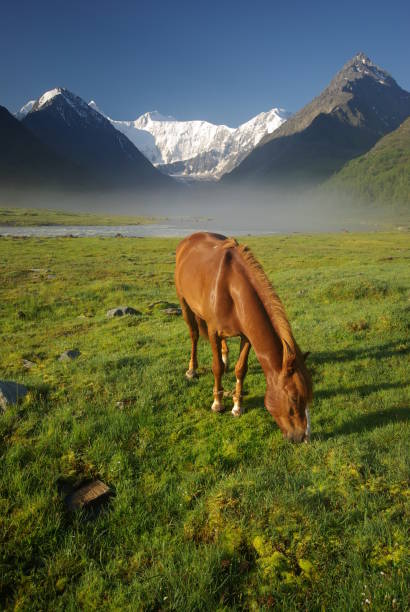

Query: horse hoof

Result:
[211,401,225,413]
[232,404,243,417]
[185,369,197,380]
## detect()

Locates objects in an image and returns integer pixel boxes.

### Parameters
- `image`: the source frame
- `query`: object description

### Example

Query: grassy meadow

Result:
[0,231,409,610]
[0,207,161,226]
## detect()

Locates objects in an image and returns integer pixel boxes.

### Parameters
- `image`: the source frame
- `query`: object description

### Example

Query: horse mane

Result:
[223,237,313,402]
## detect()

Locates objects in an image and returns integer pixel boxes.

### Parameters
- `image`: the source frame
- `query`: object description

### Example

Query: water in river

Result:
[0,219,279,238]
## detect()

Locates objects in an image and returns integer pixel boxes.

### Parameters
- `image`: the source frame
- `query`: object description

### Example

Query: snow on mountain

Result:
[29,88,107,125]
[89,103,290,180]
[17,89,290,180]
[15,99,36,120]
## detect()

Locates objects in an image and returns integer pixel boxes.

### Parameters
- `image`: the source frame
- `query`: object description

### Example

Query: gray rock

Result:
[0,381,28,412]
[106,306,140,318]
[163,307,182,316]
[59,349,81,362]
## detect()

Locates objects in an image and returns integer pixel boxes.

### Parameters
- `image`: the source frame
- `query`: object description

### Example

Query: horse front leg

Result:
[209,331,225,413]
[232,336,251,417]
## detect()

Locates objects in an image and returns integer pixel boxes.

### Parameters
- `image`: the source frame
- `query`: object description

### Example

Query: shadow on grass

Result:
[313,340,409,364]
[320,405,410,439]
[315,380,409,401]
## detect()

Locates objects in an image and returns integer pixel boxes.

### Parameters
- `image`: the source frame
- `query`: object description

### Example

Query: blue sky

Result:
[1,0,409,126]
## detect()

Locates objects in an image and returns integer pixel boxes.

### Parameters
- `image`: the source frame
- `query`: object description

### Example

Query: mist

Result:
[0,180,400,235]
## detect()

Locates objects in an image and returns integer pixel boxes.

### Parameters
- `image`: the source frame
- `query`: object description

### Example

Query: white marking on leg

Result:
[211,400,224,413]
[232,401,243,417]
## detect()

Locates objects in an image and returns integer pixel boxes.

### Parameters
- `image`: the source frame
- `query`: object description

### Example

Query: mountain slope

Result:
[224,53,410,186]
[22,89,173,190]
[0,104,88,189]
[88,103,290,180]
[325,117,410,206]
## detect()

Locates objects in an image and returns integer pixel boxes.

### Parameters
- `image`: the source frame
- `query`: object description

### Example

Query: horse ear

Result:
[303,351,310,362]
[282,339,296,375]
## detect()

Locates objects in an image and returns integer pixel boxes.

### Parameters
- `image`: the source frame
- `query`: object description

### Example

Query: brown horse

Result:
[175,232,313,443]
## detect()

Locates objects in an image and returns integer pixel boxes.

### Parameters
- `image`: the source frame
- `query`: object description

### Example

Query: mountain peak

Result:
[36,87,65,109]
[29,88,108,126]
[336,53,393,87]
[352,51,372,65]
[147,111,176,122]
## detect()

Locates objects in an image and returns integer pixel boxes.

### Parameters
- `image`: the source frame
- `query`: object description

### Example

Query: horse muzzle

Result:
[283,430,310,443]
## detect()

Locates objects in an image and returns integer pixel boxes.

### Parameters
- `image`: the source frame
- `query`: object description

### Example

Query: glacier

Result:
[88,102,291,180]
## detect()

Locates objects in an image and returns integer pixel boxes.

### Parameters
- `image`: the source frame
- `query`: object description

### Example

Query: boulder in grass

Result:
[0,381,28,412]
[59,349,81,362]
[64,479,112,511]
[106,306,140,318]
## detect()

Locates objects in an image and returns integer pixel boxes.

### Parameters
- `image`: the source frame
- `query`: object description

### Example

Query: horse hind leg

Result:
[232,336,251,417]
[180,299,199,379]
[221,338,229,373]
[209,330,225,413]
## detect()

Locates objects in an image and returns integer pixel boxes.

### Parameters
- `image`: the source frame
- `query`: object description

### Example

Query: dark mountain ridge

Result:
[0,105,89,190]
[22,88,174,191]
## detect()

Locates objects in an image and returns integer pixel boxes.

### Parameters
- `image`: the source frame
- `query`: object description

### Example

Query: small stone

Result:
[106,306,140,318]
[163,307,182,316]
[64,479,112,511]
[116,398,135,410]
[22,359,36,369]
[59,349,81,361]
[0,381,28,412]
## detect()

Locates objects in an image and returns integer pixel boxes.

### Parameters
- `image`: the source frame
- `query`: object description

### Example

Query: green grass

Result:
[0,232,409,610]
[0,206,162,226]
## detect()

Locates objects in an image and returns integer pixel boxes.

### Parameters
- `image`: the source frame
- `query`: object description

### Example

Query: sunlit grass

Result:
[0,232,409,609]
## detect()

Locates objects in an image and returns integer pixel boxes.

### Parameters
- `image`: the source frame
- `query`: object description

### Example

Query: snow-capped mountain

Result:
[88,102,290,180]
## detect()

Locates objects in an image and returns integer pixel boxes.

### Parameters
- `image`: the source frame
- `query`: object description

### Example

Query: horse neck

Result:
[238,292,283,385]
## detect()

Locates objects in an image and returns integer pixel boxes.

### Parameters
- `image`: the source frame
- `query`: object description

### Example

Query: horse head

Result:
[265,341,312,443]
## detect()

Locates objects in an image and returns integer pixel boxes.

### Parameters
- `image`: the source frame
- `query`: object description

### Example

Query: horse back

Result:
[175,232,242,334]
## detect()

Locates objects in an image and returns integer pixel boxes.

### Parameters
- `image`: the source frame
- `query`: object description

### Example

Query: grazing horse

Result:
[175,232,313,443]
